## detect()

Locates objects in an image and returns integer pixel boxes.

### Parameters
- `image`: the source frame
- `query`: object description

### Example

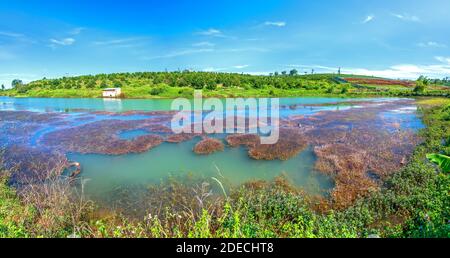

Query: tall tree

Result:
[11,79,23,89]
[289,69,298,76]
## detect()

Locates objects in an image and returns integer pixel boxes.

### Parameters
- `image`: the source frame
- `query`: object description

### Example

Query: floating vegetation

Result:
[226,134,260,148]
[40,119,164,155]
[73,116,96,122]
[0,122,42,146]
[0,98,424,210]
[3,145,68,184]
[0,110,65,123]
[288,99,423,208]
[249,130,308,161]
[166,133,197,143]
[193,138,225,155]
[226,130,308,161]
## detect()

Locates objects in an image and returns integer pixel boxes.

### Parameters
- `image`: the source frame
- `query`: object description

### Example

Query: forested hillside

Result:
[1,71,449,98]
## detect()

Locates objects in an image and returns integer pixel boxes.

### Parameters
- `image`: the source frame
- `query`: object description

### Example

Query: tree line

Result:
[4,71,449,94]
[7,71,342,93]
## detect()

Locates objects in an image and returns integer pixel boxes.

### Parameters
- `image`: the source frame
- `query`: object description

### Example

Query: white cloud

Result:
[197,28,223,37]
[342,64,449,79]
[0,73,39,88]
[244,71,272,76]
[144,46,268,60]
[93,37,144,45]
[263,21,286,27]
[418,41,447,48]
[202,65,250,72]
[435,56,450,65]
[290,58,450,79]
[70,27,85,35]
[196,28,238,40]
[50,38,75,46]
[362,15,375,24]
[202,67,225,72]
[391,13,420,22]
[245,38,263,41]
[0,31,35,44]
[92,37,149,48]
[220,47,269,53]
[143,48,215,60]
[192,41,215,47]
[0,31,25,38]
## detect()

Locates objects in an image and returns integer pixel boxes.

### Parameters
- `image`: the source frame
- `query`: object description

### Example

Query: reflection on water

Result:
[0,96,395,112]
[102,98,123,112]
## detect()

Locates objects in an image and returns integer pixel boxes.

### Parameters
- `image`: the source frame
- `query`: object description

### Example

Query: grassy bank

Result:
[1,72,449,99]
[1,98,449,238]
[3,86,449,99]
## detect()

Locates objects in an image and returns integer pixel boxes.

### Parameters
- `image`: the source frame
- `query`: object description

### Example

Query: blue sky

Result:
[0,0,449,87]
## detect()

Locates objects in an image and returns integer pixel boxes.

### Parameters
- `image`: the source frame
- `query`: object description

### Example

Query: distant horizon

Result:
[1,0,449,87]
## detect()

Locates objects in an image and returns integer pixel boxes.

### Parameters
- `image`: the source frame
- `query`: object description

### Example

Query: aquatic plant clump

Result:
[165,133,197,143]
[0,111,70,147]
[40,119,165,155]
[0,98,426,211]
[0,122,42,146]
[0,110,65,123]
[226,130,308,161]
[193,138,225,155]
[287,99,424,208]
[2,145,69,184]
[226,134,260,148]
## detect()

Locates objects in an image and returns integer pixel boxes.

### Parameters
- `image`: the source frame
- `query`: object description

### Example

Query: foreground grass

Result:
[0,100,449,238]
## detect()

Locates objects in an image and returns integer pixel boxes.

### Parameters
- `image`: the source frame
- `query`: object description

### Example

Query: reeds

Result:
[193,138,225,155]
[226,130,307,161]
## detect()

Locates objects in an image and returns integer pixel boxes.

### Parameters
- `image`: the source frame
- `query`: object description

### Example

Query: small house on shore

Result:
[102,88,122,98]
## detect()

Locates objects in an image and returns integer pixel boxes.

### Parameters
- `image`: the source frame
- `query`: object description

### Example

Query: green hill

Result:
[1,71,448,98]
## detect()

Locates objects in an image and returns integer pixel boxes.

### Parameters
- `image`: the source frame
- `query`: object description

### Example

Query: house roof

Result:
[102,88,121,91]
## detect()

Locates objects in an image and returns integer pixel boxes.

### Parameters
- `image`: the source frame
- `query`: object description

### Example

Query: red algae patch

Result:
[287,99,423,209]
[0,110,65,123]
[193,138,225,155]
[226,130,308,161]
[40,119,164,155]
[3,145,69,184]
[165,133,198,143]
[0,122,42,146]
[226,134,260,148]
[249,131,307,161]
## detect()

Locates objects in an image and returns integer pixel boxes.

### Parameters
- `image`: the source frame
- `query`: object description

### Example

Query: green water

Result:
[68,139,333,199]
[0,96,376,112]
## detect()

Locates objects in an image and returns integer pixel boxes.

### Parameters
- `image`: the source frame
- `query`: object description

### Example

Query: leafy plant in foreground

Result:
[427,153,450,173]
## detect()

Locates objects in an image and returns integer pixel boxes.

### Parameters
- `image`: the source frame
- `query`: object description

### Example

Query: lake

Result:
[0,96,424,210]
